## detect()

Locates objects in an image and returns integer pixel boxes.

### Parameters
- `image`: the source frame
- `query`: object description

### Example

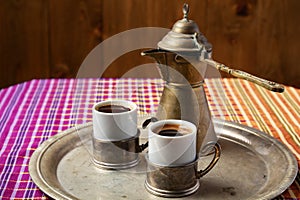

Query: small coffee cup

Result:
[92,100,146,169]
[145,143,220,198]
[92,100,137,141]
[144,119,221,197]
[148,119,197,166]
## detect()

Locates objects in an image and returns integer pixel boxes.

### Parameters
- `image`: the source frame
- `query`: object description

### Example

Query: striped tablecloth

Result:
[0,78,299,199]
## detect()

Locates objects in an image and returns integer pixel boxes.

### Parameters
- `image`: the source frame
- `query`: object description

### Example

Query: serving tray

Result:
[29,119,298,200]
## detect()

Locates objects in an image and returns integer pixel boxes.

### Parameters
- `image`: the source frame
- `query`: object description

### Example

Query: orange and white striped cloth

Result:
[205,79,299,162]
[205,78,300,199]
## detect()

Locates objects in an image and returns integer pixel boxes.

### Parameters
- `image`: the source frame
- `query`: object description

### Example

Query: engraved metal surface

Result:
[29,119,298,200]
[92,132,140,169]
[204,59,285,93]
[145,157,200,198]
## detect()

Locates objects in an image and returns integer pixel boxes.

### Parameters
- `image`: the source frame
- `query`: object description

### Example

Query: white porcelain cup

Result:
[92,100,138,141]
[148,119,197,166]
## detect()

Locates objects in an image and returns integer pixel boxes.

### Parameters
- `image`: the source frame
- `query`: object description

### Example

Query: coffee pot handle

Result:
[204,59,285,93]
[197,143,221,178]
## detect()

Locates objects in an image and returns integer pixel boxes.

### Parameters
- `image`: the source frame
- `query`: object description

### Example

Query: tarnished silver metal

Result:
[141,3,285,153]
[92,130,147,169]
[157,4,211,53]
[144,143,221,198]
[198,143,221,178]
[145,158,200,198]
[29,119,298,200]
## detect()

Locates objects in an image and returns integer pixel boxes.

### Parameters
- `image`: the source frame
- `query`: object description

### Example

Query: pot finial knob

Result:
[183,3,189,20]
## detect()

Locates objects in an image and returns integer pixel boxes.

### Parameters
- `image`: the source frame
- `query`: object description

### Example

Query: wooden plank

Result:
[255,0,287,85]
[0,0,49,88]
[205,0,260,78]
[254,0,300,87]
[272,0,300,87]
[48,0,102,78]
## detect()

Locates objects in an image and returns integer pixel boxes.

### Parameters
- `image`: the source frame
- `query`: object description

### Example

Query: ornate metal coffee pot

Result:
[142,4,284,153]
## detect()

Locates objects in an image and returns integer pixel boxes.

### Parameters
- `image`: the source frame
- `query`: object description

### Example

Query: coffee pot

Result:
[142,4,284,154]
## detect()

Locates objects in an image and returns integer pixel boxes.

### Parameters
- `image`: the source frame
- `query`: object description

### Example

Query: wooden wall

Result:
[0,0,299,89]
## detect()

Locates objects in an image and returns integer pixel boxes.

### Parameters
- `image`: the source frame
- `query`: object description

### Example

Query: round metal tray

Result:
[29,119,298,200]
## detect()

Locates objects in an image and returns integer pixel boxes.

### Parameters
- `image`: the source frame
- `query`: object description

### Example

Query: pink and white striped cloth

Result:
[0,78,299,199]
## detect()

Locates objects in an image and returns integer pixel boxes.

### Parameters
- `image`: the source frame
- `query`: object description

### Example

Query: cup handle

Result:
[197,143,221,178]
[137,117,158,153]
[142,117,158,129]
[137,141,148,153]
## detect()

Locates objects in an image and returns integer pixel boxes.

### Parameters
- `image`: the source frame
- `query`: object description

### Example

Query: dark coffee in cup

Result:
[92,100,139,169]
[96,104,131,113]
[154,124,192,137]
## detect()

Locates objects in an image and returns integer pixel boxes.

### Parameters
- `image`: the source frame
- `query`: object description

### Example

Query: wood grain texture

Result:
[48,0,102,78]
[0,0,49,88]
[0,0,299,88]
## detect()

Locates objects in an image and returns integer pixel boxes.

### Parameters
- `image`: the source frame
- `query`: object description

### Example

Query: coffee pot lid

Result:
[158,4,212,53]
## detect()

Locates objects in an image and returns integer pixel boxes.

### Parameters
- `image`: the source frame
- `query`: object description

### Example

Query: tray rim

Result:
[29,119,298,200]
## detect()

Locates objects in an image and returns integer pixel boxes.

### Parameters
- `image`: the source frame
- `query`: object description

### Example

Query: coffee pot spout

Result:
[141,49,169,64]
